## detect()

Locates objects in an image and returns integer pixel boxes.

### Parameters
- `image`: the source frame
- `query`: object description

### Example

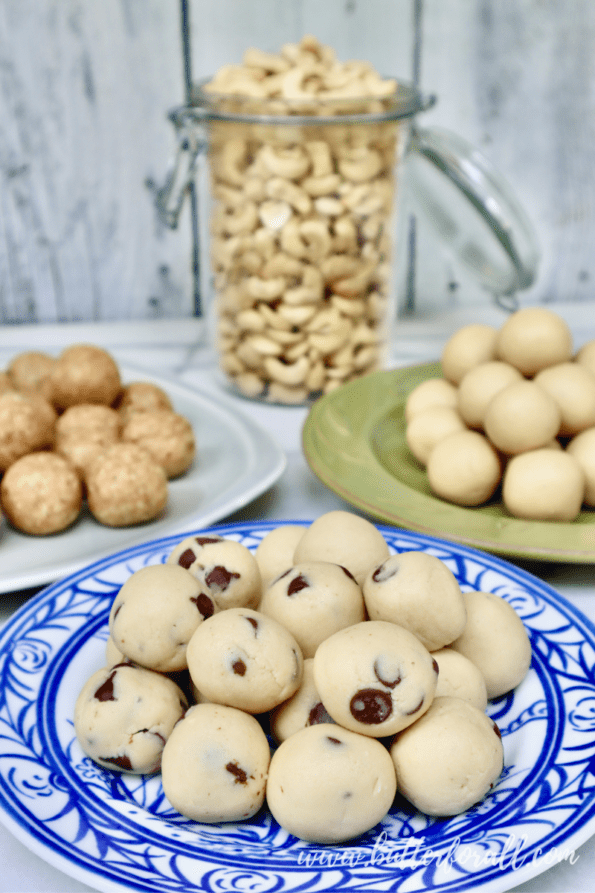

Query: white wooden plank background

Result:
[0,0,594,322]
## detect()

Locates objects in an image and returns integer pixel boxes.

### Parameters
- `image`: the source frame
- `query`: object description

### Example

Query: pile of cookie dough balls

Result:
[200,35,404,404]
[405,306,595,521]
[74,510,533,844]
[0,343,196,534]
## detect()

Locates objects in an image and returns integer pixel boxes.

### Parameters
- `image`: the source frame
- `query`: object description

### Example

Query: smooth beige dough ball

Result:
[431,648,488,710]
[406,406,467,466]
[427,430,502,506]
[502,448,585,521]
[404,378,458,423]
[495,307,573,375]
[450,590,532,698]
[293,510,389,586]
[576,339,595,375]
[534,362,595,436]
[254,525,305,586]
[48,343,122,409]
[483,380,562,455]
[457,361,524,429]
[567,427,595,506]
[441,323,499,385]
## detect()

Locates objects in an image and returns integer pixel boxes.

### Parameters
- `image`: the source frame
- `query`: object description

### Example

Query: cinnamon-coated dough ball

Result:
[450,590,532,698]
[534,362,595,436]
[121,409,196,478]
[483,380,562,455]
[1,451,82,534]
[431,648,488,710]
[567,427,595,506]
[495,307,573,376]
[0,372,14,396]
[85,443,168,526]
[441,323,499,385]
[0,391,54,471]
[576,339,595,375]
[48,343,121,409]
[404,378,458,423]
[427,430,502,506]
[54,404,122,478]
[7,350,56,397]
[254,524,305,586]
[405,406,467,466]
[293,510,389,586]
[115,381,173,423]
[502,448,585,521]
[457,361,524,429]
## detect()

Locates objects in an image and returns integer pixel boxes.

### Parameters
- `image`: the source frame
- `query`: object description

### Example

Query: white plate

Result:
[0,369,286,592]
[0,520,595,893]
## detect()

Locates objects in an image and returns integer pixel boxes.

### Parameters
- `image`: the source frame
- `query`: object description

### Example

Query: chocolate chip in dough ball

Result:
[390,696,503,816]
[85,442,168,527]
[254,524,305,586]
[1,451,82,534]
[313,620,438,737]
[431,647,488,710]
[405,406,467,466]
[74,663,187,774]
[495,307,573,376]
[457,361,524,430]
[483,379,562,455]
[362,551,466,652]
[121,409,196,478]
[534,362,595,436]
[576,339,595,375]
[427,429,502,506]
[404,377,458,423]
[48,343,121,409]
[441,323,499,385]
[161,703,270,823]
[293,510,390,586]
[270,658,335,744]
[115,380,173,424]
[266,723,397,843]
[109,563,217,672]
[186,607,303,714]
[0,391,54,471]
[168,535,261,610]
[7,350,56,398]
[502,447,585,521]
[450,590,532,699]
[259,561,365,658]
[567,426,595,506]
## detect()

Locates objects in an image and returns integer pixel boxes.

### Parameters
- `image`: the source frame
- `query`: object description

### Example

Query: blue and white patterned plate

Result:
[1,520,595,893]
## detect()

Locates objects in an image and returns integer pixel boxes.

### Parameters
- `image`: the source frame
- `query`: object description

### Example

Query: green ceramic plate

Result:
[302,362,595,563]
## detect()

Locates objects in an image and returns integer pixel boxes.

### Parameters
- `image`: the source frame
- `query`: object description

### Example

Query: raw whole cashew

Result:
[266,177,312,215]
[259,144,311,180]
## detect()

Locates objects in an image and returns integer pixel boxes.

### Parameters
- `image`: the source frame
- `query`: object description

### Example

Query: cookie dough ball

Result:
[54,403,122,478]
[86,443,168,526]
[313,621,438,737]
[567,427,595,506]
[450,590,532,699]
[74,663,188,774]
[48,343,121,409]
[161,703,270,823]
[576,339,595,375]
[362,552,466,652]
[105,635,126,667]
[186,607,303,713]
[168,535,261,610]
[7,350,56,397]
[259,561,365,658]
[431,648,488,710]
[457,361,524,430]
[1,452,82,534]
[254,525,305,586]
[390,696,503,816]
[0,391,55,471]
[495,307,573,376]
[270,658,335,744]
[406,406,467,466]
[483,379,561,455]
[115,380,173,424]
[404,377,458,423]
[109,563,217,672]
[266,723,397,843]
[502,448,585,521]
[121,409,196,478]
[441,323,499,385]
[427,429,502,506]
[534,362,595,437]
[293,510,389,586]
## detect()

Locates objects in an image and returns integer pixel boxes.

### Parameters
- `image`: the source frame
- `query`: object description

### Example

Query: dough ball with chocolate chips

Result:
[48,343,121,409]
[74,663,188,774]
[168,535,262,610]
[161,703,270,823]
[270,658,335,744]
[115,380,173,424]
[313,620,438,737]
[0,391,55,471]
[254,524,305,586]
[266,723,397,843]
[431,647,488,710]
[121,409,196,478]
[186,607,303,714]
[1,451,83,534]
[390,696,503,816]
[7,350,56,398]
[109,563,217,672]
[259,561,365,658]
[86,443,168,527]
